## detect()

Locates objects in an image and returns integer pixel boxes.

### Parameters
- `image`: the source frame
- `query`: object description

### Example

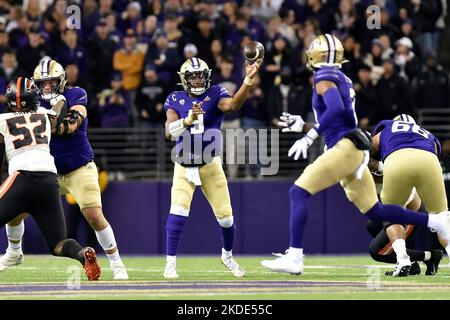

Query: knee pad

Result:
[217,216,234,228]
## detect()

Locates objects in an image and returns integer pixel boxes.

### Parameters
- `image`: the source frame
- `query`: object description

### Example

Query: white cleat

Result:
[261,253,303,275]
[163,260,179,279]
[0,249,24,271]
[110,259,129,280]
[221,249,245,277]
[385,255,411,277]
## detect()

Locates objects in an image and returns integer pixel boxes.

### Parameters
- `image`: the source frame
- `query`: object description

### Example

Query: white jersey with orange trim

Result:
[0,107,56,175]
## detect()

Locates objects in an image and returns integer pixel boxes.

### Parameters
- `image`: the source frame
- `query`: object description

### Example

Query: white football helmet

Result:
[33,57,67,100]
[178,58,211,96]
[393,114,416,124]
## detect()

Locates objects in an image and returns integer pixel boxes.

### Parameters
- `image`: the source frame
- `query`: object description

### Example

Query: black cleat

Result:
[424,249,443,276]
[409,261,421,275]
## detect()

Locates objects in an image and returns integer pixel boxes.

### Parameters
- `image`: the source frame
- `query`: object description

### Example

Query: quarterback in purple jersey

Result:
[163,57,260,279]
[261,34,450,276]
[366,114,448,275]
[0,59,128,280]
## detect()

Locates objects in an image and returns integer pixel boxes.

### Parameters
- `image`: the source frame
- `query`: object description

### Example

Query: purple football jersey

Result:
[312,67,358,147]
[373,120,441,161]
[40,86,94,174]
[164,85,230,164]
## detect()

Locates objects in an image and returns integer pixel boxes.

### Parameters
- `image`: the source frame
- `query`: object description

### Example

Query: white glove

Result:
[278,112,305,133]
[50,95,66,107]
[288,129,319,160]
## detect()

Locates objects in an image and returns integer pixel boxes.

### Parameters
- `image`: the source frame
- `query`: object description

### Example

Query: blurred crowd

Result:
[0,0,448,131]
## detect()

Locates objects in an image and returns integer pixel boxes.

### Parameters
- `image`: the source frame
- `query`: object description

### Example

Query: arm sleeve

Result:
[315,87,344,134]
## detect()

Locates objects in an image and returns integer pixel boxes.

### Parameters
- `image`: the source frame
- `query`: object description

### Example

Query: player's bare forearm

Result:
[224,84,252,112]
[368,158,380,172]
[303,123,315,133]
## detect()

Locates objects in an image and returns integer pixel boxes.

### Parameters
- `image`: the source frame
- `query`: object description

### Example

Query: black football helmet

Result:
[6,77,39,112]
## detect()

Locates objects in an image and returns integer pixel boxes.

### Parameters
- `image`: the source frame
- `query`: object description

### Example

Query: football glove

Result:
[49,94,67,107]
[288,129,319,160]
[278,112,305,133]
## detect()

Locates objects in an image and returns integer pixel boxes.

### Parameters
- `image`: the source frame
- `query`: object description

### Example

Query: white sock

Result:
[424,251,431,261]
[106,251,120,262]
[7,222,24,251]
[392,239,408,259]
[427,214,441,231]
[287,247,303,262]
[95,225,118,252]
[166,255,176,263]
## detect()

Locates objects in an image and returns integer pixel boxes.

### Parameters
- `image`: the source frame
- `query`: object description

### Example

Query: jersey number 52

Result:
[7,114,48,149]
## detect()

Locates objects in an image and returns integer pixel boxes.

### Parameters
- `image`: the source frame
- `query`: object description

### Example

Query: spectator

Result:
[23,0,43,23]
[278,8,298,48]
[146,31,181,86]
[399,19,421,57]
[239,1,268,43]
[119,1,142,33]
[190,14,216,67]
[17,27,49,76]
[378,34,395,60]
[183,43,198,60]
[354,64,377,129]
[8,10,30,50]
[263,16,281,54]
[98,72,130,128]
[363,39,385,85]
[99,0,114,17]
[413,52,449,109]
[398,0,442,57]
[105,12,123,45]
[82,0,101,41]
[305,0,336,34]
[139,15,158,45]
[162,14,183,49]
[65,64,80,87]
[335,0,357,35]
[86,19,117,93]
[210,40,223,74]
[0,28,9,60]
[374,58,413,123]
[113,28,145,124]
[394,36,420,81]
[113,28,145,91]
[0,47,25,112]
[55,28,88,80]
[341,34,361,81]
[135,64,167,128]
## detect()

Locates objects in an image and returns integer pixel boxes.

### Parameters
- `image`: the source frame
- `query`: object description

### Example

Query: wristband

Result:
[243,76,254,86]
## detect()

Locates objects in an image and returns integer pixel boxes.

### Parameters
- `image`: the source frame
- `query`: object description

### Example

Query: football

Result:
[243,41,265,62]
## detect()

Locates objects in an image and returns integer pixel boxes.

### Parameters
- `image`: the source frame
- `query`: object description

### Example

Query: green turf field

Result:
[0,255,450,299]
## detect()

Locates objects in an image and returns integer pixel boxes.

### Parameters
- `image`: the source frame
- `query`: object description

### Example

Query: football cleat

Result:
[221,249,245,277]
[163,260,179,279]
[0,248,24,271]
[424,249,443,276]
[409,261,421,275]
[385,254,411,277]
[261,252,303,275]
[434,211,450,247]
[83,247,101,281]
[110,258,129,280]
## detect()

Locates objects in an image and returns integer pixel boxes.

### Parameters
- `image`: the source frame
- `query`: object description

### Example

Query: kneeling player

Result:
[0,77,100,280]
[367,189,443,276]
